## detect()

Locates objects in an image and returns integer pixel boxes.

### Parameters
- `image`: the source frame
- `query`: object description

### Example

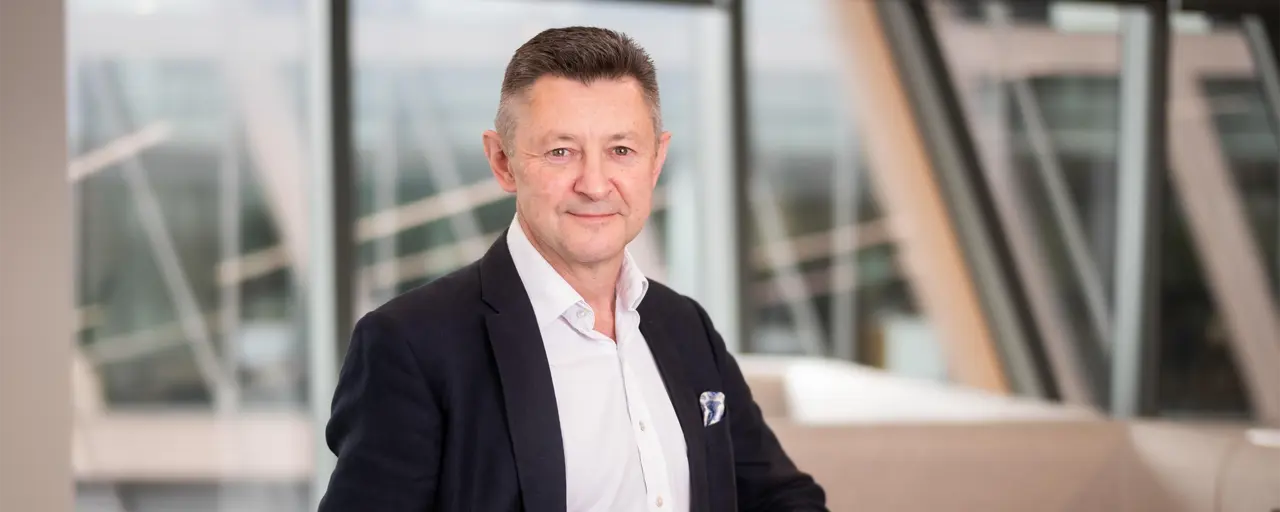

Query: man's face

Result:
[483,76,669,268]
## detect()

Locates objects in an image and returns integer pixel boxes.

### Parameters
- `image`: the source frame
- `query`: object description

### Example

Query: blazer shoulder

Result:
[642,279,692,310]
[367,259,485,334]
[642,280,713,329]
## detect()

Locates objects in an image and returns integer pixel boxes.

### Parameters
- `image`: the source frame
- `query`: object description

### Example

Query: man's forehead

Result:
[535,130,645,143]
[517,106,656,142]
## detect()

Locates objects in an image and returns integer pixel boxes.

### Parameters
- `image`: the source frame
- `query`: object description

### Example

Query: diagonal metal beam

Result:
[1241,15,1280,293]
[1167,62,1280,425]
[754,253,901,309]
[835,0,1012,394]
[749,175,830,357]
[358,180,507,241]
[399,84,487,261]
[216,180,508,286]
[83,65,235,410]
[962,78,1095,405]
[1010,78,1113,352]
[82,310,222,366]
[750,218,892,268]
[221,0,313,282]
[85,217,895,366]
[68,122,172,183]
[370,219,892,296]
[224,55,310,279]
[364,233,498,290]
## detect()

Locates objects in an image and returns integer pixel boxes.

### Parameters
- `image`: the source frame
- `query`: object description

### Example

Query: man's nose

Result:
[574,153,612,200]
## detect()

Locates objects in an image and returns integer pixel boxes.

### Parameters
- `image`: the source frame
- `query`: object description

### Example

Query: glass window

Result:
[1201,77,1280,300]
[72,4,309,410]
[70,0,314,507]
[1157,13,1279,419]
[745,0,944,382]
[930,0,1125,402]
[931,0,1272,418]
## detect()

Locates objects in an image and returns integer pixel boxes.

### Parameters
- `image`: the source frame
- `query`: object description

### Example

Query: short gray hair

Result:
[494,26,662,151]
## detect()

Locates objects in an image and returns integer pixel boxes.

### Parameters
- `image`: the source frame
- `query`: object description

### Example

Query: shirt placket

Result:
[564,301,672,511]
[616,311,673,511]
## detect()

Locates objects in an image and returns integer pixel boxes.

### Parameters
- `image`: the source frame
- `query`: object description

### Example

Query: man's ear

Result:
[651,131,671,187]
[482,130,517,193]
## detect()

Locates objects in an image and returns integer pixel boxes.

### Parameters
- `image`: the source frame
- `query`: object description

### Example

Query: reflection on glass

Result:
[73,23,308,410]
[70,0,312,508]
[931,0,1268,418]
[1202,77,1280,300]
[930,0,1125,403]
[1157,17,1278,419]
[745,0,942,381]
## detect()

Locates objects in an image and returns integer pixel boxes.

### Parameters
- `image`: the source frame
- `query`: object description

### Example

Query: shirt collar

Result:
[617,245,649,313]
[505,214,649,327]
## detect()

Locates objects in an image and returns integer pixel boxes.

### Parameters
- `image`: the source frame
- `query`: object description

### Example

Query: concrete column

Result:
[0,1,73,510]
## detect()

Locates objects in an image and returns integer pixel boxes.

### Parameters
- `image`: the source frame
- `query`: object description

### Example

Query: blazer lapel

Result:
[639,306,711,512]
[480,233,566,512]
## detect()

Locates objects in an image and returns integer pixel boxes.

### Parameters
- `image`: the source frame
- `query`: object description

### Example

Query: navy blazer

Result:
[318,233,827,511]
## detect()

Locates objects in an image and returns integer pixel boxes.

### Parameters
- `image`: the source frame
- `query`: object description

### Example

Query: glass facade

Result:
[61,0,1280,509]
[70,1,312,407]
[1159,15,1277,418]
[932,0,1280,418]
[931,0,1125,402]
[745,0,940,380]
[69,0,314,508]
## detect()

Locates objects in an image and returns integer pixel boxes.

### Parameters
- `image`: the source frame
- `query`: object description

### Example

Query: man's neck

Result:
[517,215,622,315]
[554,259,621,316]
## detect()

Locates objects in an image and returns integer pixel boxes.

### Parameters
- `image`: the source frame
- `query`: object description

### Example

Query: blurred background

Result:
[2,0,1280,510]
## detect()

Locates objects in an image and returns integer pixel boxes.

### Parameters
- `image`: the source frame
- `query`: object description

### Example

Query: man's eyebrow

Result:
[536,132,640,144]
[541,132,578,144]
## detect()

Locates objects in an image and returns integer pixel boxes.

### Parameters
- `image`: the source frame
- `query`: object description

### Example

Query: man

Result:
[319,26,826,512]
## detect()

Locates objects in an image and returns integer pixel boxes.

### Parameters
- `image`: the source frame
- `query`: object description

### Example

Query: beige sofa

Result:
[741,357,1280,511]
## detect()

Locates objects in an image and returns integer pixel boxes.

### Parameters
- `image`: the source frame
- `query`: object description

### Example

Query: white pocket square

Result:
[700,391,726,426]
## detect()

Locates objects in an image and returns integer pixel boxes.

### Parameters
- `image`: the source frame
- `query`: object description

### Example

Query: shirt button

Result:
[639,421,646,432]
[576,309,587,318]
[656,496,664,507]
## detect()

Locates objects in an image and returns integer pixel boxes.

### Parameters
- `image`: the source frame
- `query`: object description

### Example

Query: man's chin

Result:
[563,241,627,266]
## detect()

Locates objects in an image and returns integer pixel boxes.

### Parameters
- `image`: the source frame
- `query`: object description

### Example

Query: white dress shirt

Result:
[506,216,690,512]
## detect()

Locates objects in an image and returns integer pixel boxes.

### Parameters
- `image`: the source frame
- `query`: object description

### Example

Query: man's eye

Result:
[613,147,633,156]
[549,148,570,158]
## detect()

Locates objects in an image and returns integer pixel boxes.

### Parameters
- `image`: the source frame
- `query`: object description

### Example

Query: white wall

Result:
[0,1,73,510]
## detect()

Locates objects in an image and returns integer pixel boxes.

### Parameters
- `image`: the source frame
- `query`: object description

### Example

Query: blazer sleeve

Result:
[319,311,442,511]
[691,299,829,512]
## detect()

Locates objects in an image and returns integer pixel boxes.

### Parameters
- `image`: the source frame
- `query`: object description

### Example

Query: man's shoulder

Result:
[641,279,709,326]
[640,280,726,371]
[367,259,486,332]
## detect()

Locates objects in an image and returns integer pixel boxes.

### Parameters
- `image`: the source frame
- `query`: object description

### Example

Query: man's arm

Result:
[319,311,442,511]
[691,300,828,512]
